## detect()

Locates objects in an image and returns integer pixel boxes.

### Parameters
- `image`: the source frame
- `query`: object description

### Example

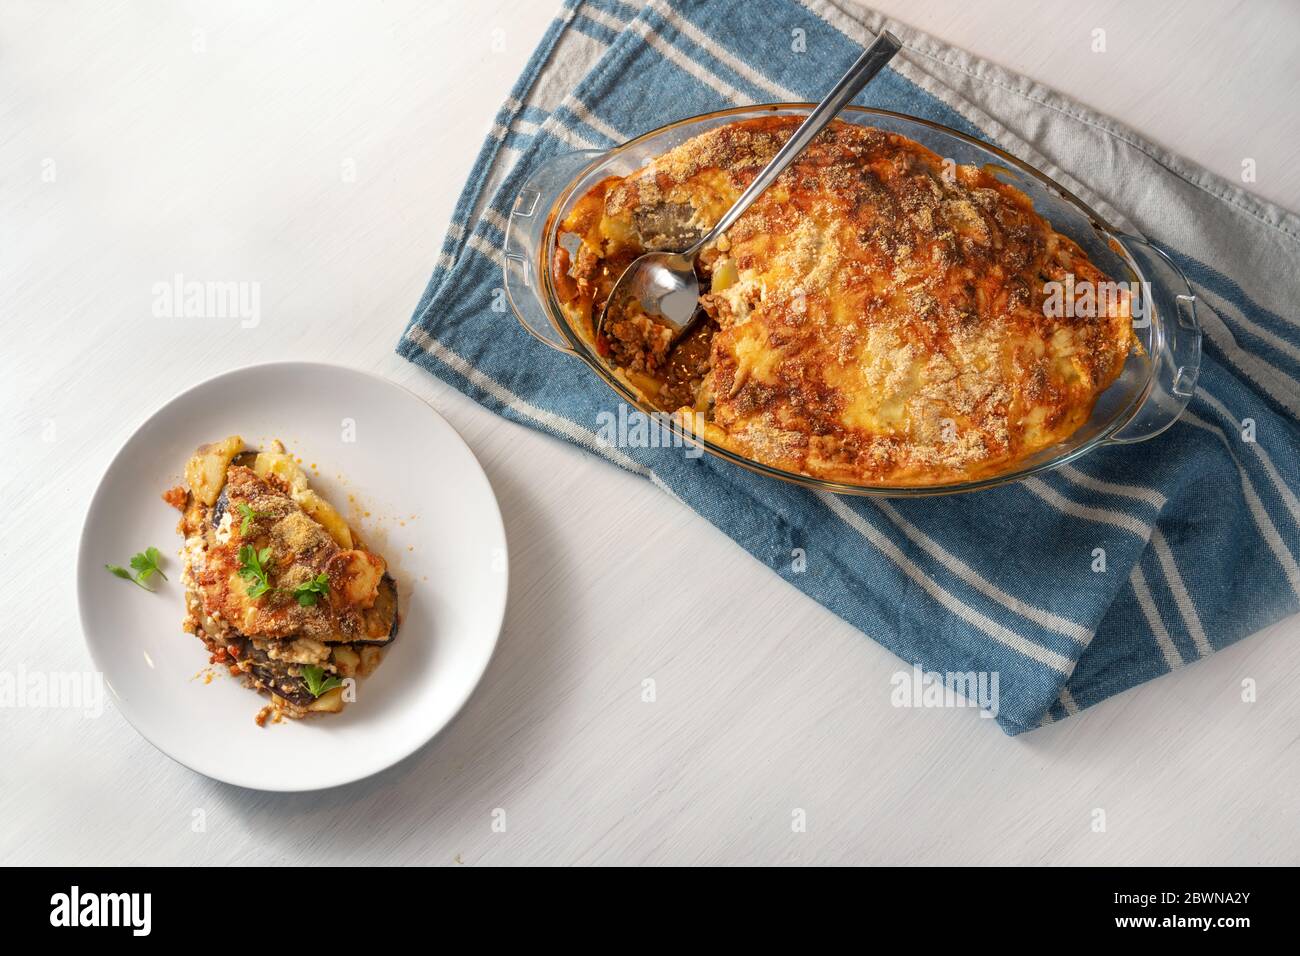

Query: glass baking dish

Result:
[503,105,1202,497]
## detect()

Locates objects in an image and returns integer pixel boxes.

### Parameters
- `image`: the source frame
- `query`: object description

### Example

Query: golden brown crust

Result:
[555,116,1136,486]
[182,466,382,642]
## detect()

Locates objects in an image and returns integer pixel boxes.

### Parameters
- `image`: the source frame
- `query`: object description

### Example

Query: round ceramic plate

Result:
[76,361,507,791]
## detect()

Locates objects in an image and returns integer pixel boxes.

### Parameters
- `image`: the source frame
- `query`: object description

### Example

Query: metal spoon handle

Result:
[688,30,902,254]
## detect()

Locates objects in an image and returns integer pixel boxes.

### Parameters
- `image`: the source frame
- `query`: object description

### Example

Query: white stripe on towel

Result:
[1057,465,1167,510]
[579,4,631,34]
[1194,290,1300,420]
[875,501,1092,645]
[1198,387,1300,533]
[564,96,630,145]
[1023,478,1154,540]
[547,120,601,152]
[1180,410,1300,600]
[628,18,754,105]
[817,492,1075,674]
[480,208,510,235]
[1129,565,1185,669]
[1150,527,1211,658]
[648,0,801,101]
[491,116,541,142]
[466,233,504,267]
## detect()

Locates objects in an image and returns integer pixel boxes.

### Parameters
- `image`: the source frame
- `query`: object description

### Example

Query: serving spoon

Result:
[595,30,902,347]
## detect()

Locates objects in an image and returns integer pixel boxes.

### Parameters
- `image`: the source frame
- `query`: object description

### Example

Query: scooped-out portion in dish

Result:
[167,436,399,725]
[552,115,1138,487]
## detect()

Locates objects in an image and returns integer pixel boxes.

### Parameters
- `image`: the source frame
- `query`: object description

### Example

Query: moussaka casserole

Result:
[166,436,399,724]
[552,116,1137,486]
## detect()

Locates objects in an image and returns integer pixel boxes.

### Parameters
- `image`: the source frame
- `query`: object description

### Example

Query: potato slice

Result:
[711,257,739,291]
[185,435,243,506]
[331,646,360,678]
[326,549,385,608]
[358,645,383,677]
[295,489,353,549]
[307,686,345,713]
[252,450,309,494]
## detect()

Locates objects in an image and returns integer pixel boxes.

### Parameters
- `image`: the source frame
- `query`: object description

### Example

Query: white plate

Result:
[76,361,507,791]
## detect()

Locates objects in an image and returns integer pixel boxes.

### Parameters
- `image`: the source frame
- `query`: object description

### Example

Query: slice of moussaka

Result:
[553,116,1138,486]
[166,436,399,724]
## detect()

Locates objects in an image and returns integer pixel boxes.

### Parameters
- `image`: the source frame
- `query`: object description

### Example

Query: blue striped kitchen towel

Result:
[398,0,1300,733]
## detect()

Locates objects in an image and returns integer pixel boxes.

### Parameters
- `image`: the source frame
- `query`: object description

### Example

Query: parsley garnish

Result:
[237,544,274,598]
[300,665,343,698]
[235,503,268,535]
[131,547,168,583]
[293,573,330,607]
[237,546,330,607]
[105,547,168,590]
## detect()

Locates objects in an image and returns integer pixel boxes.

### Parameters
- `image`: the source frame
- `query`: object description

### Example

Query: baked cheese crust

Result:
[554,116,1136,486]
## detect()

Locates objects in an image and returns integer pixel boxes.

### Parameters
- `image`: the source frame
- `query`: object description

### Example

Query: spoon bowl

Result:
[604,250,701,332]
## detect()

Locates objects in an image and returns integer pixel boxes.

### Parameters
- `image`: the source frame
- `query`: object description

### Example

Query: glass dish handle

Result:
[503,150,605,355]
[1105,234,1204,444]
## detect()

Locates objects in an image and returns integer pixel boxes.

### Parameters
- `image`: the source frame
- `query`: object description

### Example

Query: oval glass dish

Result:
[503,105,1203,497]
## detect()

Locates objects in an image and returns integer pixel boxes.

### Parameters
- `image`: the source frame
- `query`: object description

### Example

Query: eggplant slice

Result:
[210,451,267,528]
[357,573,400,646]
[237,641,318,707]
[211,486,230,529]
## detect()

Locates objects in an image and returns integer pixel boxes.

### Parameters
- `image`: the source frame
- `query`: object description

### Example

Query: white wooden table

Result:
[3,0,1297,866]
